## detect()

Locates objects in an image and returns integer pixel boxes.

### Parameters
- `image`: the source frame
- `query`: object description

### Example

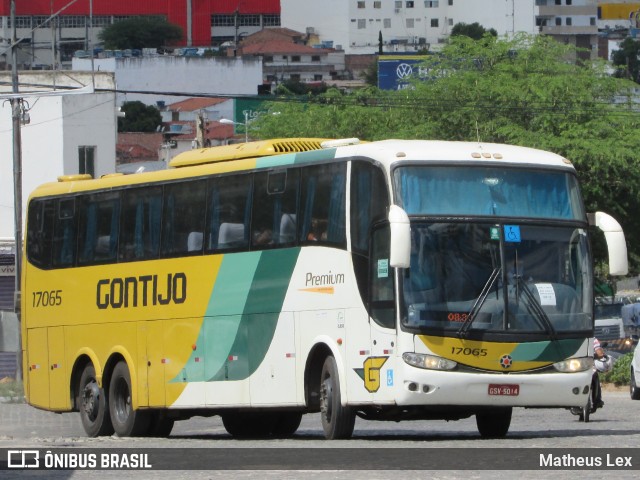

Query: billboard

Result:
[378,55,429,91]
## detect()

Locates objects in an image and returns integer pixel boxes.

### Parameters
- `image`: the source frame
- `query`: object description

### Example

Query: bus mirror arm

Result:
[588,211,629,276]
[389,205,411,268]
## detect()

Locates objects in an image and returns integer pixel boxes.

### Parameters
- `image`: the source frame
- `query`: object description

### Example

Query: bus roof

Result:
[28,138,575,200]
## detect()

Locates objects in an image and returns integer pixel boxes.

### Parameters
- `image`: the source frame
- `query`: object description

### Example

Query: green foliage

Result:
[611,38,640,83]
[601,352,632,386]
[252,33,640,273]
[450,22,497,40]
[98,16,183,50]
[0,379,24,403]
[118,101,162,133]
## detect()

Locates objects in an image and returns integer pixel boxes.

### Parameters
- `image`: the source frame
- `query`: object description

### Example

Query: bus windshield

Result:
[395,165,585,220]
[400,222,592,335]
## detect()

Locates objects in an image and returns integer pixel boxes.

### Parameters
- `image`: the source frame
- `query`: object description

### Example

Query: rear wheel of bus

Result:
[78,363,114,437]
[476,407,512,438]
[320,356,355,439]
[109,361,150,437]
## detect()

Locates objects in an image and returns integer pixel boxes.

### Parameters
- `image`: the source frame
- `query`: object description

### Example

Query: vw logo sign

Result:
[396,63,413,79]
[602,327,610,335]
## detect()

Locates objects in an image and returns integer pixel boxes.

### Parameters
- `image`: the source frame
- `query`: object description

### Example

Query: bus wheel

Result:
[222,413,275,438]
[78,363,114,437]
[108,361,150,437]
[272,412,303,438]
[146,412,174,437]
[476,407,512,438]
[319,356,355,439]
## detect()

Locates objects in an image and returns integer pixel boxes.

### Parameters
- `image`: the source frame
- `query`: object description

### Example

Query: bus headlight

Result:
[403,352,457,371]
[553,357,593,373]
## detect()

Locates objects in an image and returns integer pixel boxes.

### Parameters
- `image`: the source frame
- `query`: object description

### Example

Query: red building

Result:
[0,0,280,47]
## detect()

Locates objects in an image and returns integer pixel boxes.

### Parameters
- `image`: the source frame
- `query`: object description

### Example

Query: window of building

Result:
[239,15,260,26]
[425,1,439,7]
[263,15,281,27]
[314,74,323,81]
[358,19,366,29]
[374,1,382,8]
[311,55,321,62]
[384,18,392,28]
[264,55,274,62]
[555,17,562,26]
[448,0,453,5]
[358,1,366,8]
[78,146,95,177]
[431,18,439,28]
[212,15,235,27]
[406,1,415,7]
[92,16,113,27]
[406,18,415,28]
[290,73,301,81]
[395,1,402,8]
[291,55,301,62]
[590,17,596,26]
[566,17,572,26]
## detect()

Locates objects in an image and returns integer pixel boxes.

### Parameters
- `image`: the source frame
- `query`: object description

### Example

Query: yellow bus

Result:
[22,138,627,439]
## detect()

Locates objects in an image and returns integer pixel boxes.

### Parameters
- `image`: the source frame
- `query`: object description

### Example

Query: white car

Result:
[631,337,640,400]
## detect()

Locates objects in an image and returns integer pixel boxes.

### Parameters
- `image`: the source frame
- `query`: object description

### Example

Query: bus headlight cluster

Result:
[553,357,593,373]
[402,352,457,371]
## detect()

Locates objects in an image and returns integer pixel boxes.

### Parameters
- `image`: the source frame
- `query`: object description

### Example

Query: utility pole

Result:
[10,0,23,383]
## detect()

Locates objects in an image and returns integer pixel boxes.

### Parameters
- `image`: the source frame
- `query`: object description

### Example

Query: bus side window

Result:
[351,161,389,254]
[251,170,299,249]
[207,174,252,251]
[27,199,55,269]
[119,186,162,261]
[77,192,120,265]
[161,179,206,257]
[52,198,77,268]
[300,163,346,246]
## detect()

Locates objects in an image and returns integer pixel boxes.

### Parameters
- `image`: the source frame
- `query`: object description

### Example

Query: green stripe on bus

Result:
[173,248,300,383]
[511,338,584,362]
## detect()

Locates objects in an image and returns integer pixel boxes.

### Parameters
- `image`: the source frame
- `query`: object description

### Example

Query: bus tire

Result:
[78,363,114,437]
[476,407,512,438]
[146,412,174,437]
[630,367,640,400]
[108,361,150,437]
[272,412,303,438]
[320,356,355,440]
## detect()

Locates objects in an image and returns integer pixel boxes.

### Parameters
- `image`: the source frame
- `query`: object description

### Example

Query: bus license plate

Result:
[488,384,520,396]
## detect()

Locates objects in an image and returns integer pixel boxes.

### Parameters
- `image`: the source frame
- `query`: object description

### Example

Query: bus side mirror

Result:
[588,211,628,276]
[389,205,410,268]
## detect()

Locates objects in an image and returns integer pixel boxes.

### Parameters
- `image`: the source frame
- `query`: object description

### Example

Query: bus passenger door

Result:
[368,224,398,404]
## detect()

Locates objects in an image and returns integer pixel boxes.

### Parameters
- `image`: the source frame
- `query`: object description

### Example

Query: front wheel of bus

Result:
[109,361,150,437]
[78,363,114,437]
[476,407,512,438]
[320,356,355,440]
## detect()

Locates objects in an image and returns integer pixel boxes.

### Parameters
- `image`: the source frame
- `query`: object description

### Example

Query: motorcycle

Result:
[570,344,613,422]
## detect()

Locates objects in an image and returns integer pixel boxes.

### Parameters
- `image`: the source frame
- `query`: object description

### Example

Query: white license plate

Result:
[488,384,520,396]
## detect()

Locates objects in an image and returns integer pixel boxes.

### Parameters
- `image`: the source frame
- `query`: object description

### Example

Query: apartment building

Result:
[281,0,599,58]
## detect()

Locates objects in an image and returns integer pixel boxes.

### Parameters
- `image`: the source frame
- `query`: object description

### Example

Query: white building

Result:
[281,0,598,57]
[72,55,264,106]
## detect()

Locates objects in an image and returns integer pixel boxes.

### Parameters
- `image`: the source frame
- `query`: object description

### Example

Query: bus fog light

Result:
[553,357,592,373]
[403,352,457,371]
[407,382,418,392]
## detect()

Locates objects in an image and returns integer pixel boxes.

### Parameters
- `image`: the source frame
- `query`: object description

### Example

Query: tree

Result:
[118,101,162,133]
[98,16,183,50]
[611,37,640,83]
[253,34,640,272]
[450,22,497,40]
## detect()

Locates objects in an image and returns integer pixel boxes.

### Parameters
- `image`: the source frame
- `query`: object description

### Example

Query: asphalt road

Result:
[0,388,638,479]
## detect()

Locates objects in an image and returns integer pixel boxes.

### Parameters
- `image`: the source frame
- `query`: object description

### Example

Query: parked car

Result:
[631,337,640,400]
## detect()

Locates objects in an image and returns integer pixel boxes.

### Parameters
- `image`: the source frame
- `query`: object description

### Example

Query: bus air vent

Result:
[57,174,93,182]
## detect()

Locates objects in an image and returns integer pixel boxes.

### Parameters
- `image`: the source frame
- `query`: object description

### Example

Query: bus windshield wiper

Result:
[515,275,558,340]
[458,267,501,337]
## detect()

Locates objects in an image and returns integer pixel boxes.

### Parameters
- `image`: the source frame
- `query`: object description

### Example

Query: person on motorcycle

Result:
[592,338,613,408]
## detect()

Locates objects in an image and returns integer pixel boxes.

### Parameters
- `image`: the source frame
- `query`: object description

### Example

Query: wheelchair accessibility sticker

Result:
[504,225,521,243]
